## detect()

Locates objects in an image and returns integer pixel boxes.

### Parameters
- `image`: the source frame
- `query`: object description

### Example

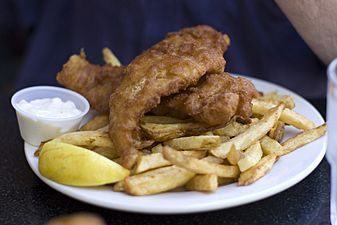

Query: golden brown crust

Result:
[109,25,229,169]
[56,50,125,113]
[153,73,259,126]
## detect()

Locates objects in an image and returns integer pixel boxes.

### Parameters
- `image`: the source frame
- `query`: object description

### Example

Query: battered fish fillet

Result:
[153,73,259,125]
[109,25,230,169]
[56,50,125,113]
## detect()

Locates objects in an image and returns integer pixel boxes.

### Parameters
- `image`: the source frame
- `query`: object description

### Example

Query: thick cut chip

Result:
[180,150,208,158]
[52,131,114,148]
[237,141,263,172]
[201,156,224,164]
[141,122,211,142]
[113,180,125,192]
[213,120,250,137]
[257,91,295,109]
[280,124,327,156]
[185,174,218,192]
[134,151,207,174]
[268,121,285,142]
[102,47,121,66]
[162,146,239,178]
[218,177,235,186]
[124,165,195,196]
[97,125,109,132]
[80,114,109,131]
[133,153,172,174]
[226,143,244,165]
[260,136,284,155]
[238,154,277,186]
[164,135,221,150]
[252,99,315,130]
[151,144,163,153]
[230,104,284,151]
[210,142,235,159]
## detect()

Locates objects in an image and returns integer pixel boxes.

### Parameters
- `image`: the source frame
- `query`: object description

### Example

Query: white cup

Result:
[11,86,90,146]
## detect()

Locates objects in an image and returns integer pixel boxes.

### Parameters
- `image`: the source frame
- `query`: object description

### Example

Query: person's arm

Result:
[275,0,337,64]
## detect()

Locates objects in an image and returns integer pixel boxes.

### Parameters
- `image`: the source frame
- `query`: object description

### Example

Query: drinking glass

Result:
[326,57,337,225]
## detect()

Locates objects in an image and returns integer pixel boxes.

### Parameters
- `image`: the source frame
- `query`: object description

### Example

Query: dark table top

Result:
[0,95,330,225]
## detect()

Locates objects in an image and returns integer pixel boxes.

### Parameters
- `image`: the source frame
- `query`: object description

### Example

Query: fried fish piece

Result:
[56,49,125,113]
[154,73,259,126]
[109,25,230,169]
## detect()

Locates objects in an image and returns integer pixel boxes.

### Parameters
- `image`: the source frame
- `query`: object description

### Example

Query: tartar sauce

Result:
[17,97,82,118]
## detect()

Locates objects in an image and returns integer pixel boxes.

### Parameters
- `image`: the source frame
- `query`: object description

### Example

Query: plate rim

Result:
[24,76,327,214]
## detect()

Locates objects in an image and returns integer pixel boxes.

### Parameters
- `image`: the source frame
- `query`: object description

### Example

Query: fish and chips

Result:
[36,25,326,196]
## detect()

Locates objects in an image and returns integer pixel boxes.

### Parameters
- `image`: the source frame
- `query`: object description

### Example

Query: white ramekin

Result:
[11,86,90,146]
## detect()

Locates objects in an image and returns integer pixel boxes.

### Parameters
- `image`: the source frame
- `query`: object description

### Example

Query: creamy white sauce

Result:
[17,97,81,118]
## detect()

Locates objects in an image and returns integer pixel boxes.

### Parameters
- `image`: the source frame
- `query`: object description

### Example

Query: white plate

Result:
[24,76,327,214]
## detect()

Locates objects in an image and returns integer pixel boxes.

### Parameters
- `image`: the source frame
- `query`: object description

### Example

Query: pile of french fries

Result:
[36,91,326,196]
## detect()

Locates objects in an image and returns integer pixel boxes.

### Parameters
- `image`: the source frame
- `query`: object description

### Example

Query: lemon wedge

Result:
[38,141,129,186]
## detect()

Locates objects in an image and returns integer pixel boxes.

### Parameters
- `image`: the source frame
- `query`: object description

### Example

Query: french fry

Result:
[213,120,250,137]
[96,125,109,132]
[257,91,295,109]
[181,150,207,158]
[134,150,207,174]
[113,180,125,192]
[162,146,240,178]
[164,135,221,150]
[238,154,277,186]
[226,144,244,165]
[140,116,187,124]
[281,108,316,130]
[220,136,230,143]
[237,141,263,172]
[218,177,235,186]
[80,114,109,131]
[230,104,284,151]
[224,105,282,165]
[201,156,224,164]
[151,144,163,153]
[260,136,283,155]
[213,118,259,137]
[268,121,285,142]
[102,47,121,66]
[280,124,327,156]
[210,142,235,159]
[35,131,119,158]
[252,99,315,130]
[141,122,210,142]
[133,153,171,174]
[152,143,207,156]
[53,131,114,149]
[185,174,218,192]
[124,165,195,196]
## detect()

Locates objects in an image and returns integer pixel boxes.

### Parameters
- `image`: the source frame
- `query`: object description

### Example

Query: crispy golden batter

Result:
[154,73,259,125]
[109,26,230,169]
[56,50,125,113]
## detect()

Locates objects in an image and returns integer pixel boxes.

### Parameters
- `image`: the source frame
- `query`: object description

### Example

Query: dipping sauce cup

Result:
[11,86,90,146]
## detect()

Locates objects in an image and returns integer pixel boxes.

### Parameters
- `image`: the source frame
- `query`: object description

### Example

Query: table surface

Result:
[0,95,330,225]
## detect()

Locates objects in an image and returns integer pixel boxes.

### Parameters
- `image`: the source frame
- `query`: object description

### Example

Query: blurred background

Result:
[0,0,326,99]
[0,0,32,94]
